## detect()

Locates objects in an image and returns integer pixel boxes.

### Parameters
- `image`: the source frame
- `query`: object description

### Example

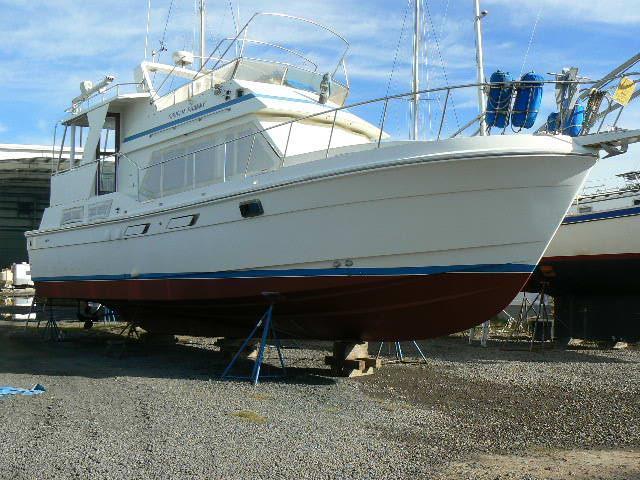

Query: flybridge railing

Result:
[124,77,630,202]
[68,83,144,115]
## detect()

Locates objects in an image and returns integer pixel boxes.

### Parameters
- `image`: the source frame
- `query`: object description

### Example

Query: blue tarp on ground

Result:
[0,384,46,397]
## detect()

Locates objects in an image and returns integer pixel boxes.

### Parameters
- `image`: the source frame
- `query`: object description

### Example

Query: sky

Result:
[0,0,638,187]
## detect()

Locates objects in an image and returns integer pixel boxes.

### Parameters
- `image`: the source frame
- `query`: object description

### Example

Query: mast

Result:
[199,0,206,70]
[474,0,488,136]
[411,0,421,141]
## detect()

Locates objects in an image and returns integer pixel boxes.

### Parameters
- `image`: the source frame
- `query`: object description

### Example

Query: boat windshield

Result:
[216,58,349,105]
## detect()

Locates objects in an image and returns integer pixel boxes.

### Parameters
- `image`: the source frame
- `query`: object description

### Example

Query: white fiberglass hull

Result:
[28,135,596,340]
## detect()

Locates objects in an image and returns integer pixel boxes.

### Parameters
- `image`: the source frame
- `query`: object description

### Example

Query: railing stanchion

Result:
[326,110,338,159]
[245,134,257,176]
[282,122,293,166]
[437,89,451,141]
[378,98,390,148]
[192,152,196,188]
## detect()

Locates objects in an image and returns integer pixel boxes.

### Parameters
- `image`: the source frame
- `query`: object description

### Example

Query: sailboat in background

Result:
[26,1,638,340]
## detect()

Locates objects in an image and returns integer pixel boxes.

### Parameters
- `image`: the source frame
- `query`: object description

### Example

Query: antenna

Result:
[411,0,421,141]
[199,0,206,70]
[144,0,152,60]
[474,0,488,136]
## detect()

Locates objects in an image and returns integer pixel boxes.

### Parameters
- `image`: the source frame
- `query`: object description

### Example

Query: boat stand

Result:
[376,341,428,364]
[41,300,63,342]
[468,320,491,347]
[221,303,286,385]
[528,282,554,350]
[25,297,63,342]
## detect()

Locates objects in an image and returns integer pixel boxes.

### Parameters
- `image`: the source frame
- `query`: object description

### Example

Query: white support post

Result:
[474,0,488,136]
[69,125,77,167]
[199,0,206,71]
[411,0,421,141]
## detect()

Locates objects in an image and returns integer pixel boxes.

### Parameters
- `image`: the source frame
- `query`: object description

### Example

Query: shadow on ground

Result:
[0,322,335,385]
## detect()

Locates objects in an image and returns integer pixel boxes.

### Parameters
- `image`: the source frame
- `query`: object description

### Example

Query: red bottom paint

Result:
[526,253,640,296]
[36,272,531,341]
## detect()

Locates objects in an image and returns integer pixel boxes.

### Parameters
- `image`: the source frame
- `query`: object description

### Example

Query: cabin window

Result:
[633,199,640,206]
[225,130,254,179]
[194,141,225,187]
[96,113,120,195]
[578,206,592,214]
[140,124,277,200]
[161,146,187,194]
[245,134,280,175]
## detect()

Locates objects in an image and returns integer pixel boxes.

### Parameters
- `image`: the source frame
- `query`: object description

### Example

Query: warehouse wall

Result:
[0,185,49,268]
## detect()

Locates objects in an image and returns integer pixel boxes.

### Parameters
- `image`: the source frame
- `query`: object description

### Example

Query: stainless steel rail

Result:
[132,78,610,201]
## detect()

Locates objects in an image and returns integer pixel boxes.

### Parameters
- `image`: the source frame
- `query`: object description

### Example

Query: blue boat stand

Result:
[376,341,428,364]
[221,303,286,385]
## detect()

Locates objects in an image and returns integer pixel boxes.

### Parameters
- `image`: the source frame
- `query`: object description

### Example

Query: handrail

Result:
[197,12,350,82]
[57,76,632,203]
[67,82,146,114]
[136,78,597,175]
[214,38,320,72]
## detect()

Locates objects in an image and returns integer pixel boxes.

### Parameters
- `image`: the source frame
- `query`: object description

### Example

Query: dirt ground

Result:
[0,321,638,479]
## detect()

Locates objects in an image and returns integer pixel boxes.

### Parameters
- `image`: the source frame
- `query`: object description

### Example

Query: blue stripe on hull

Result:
[564,205,640,225]
[33,263,536,283]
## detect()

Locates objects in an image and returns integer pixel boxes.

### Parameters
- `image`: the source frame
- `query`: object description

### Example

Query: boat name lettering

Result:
[169,102,206,120]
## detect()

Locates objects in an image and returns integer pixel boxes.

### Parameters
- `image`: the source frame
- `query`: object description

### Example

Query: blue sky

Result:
[0,0,638,186]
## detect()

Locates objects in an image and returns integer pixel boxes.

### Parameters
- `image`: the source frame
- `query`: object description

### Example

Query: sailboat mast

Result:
[474,0,487,136]
[199,0,206,70]
[411,0,421,141]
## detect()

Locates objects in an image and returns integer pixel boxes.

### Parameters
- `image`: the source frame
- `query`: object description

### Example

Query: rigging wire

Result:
[151,0,175,88]
[439,0,450,39]
[229,0,239,36]
[519,5,543,77]
[379,0,412,133]
[423,0,460,129]
[159,0,175,60]
[229,0,240,56]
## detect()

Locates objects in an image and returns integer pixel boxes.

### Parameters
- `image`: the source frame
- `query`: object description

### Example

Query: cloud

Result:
[483,0,640,26]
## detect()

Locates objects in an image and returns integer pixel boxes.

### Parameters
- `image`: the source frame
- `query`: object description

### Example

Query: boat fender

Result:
[563,104,586,137]
[546,112,560,133]
[511,72,544,129]
[485,70,514,129]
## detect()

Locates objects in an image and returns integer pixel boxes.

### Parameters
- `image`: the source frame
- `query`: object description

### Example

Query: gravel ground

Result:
[0,321,638,480]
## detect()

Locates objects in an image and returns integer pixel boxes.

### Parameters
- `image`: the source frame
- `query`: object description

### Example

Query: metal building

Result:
[0,144,59,268]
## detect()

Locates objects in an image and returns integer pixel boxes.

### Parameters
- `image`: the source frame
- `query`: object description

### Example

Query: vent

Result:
[88,201,113,220]
[167,214,199,230]
[239,200,264,218]
[61,207,85,225]
[124,224,150,237]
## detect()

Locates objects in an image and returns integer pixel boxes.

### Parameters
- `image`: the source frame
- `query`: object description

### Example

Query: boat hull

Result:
[28,136,597,341]
[527,209,640,295]
[35,270,530,341]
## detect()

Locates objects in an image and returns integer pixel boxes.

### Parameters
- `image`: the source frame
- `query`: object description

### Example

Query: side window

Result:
[225,130,253,179]
[194,138,225,187]
[140,151,162,199]
[140,124,272,199]
[162,146,187,194]
[578,206,592,214]
[246,134,279,175]
[96,113,120,195]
